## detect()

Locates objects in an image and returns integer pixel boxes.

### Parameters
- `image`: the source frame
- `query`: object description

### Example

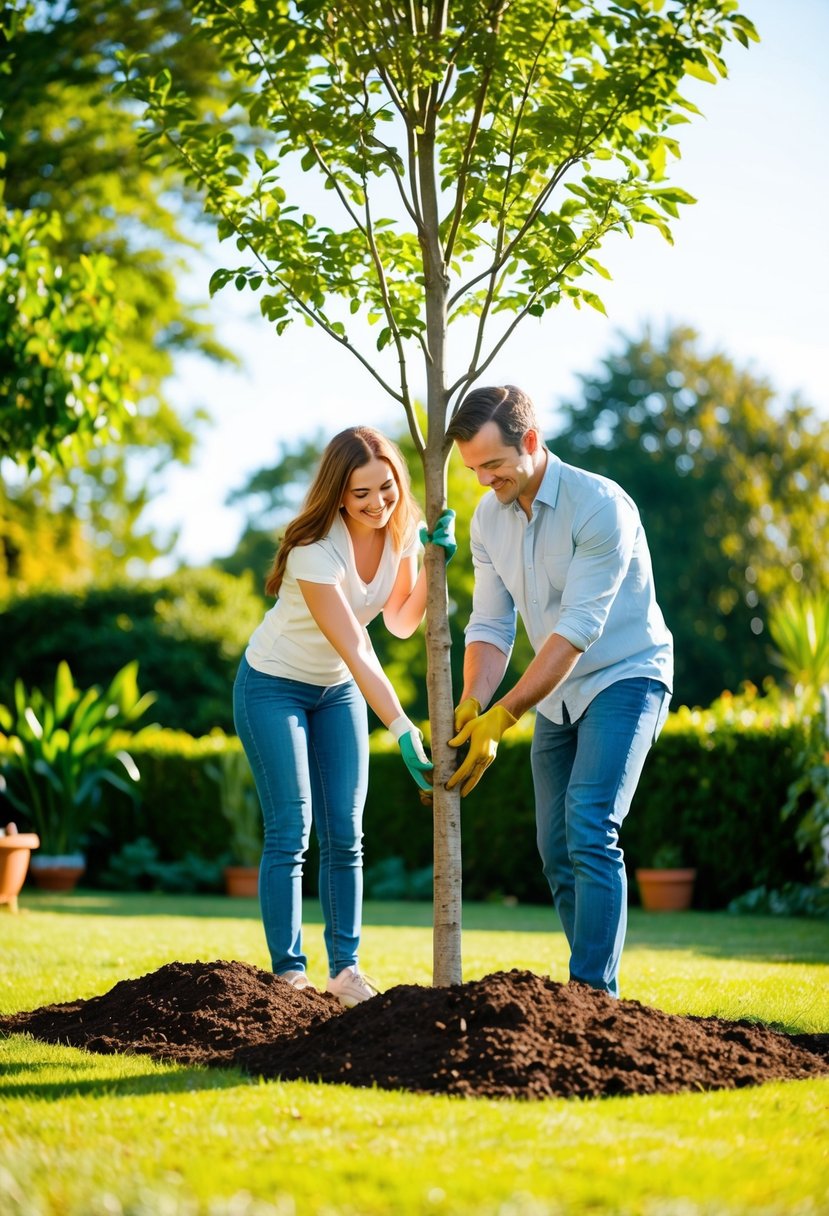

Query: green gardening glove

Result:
[390,714,434,793]
[419,509,457,562]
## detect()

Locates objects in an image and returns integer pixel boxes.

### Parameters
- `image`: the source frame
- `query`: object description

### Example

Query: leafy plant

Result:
[768,592,829,877]
[727,882,829,921]
[0,660,156,856]
[364,855,434,901]
[206,750,262,867]
[768,591,829,702]
[648,843,687,870]
[99,836,226,894]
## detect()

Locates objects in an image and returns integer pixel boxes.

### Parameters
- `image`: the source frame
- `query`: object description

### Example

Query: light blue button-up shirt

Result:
[465,449,673,724]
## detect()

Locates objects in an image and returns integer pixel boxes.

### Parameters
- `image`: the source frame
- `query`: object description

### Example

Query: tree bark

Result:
[417,98,463,986]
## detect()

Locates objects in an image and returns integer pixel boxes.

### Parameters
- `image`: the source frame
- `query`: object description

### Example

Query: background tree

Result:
[551,325,829,708]
[0,0,242,575]
[126,0,756,984]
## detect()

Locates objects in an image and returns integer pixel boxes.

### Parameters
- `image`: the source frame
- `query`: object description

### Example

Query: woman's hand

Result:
[389,714,433,792]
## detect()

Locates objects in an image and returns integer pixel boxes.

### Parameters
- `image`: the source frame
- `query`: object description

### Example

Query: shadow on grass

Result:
[0,1036,255,1101]
[16,891,829,966]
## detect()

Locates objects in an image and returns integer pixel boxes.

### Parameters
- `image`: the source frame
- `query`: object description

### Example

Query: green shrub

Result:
[0,569,263,735]
[80,687,814,908]
[727,882,829,919]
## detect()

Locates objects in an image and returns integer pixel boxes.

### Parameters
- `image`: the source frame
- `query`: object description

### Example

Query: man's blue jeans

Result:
[531,677,670,997]
[233,657,368,978]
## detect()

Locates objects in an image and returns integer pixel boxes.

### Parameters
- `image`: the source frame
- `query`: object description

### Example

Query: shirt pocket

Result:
[542,550,573,591]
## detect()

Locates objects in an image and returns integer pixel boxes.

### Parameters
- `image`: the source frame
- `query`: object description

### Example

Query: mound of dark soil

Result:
[2,960,827,1100]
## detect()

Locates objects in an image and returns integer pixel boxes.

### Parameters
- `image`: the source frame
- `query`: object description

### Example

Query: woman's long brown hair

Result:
[265,426,420,598]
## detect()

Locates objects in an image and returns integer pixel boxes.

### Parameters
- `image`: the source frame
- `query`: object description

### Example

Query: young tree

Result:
[124,0,756,984]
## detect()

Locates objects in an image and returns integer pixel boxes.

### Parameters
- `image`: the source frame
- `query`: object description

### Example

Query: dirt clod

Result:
[2,960,826,1099]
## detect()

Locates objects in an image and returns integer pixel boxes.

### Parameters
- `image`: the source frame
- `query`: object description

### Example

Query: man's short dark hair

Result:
[446,385,539,450]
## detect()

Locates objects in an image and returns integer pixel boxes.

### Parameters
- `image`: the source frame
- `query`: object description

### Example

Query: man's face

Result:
[455,420,539,507]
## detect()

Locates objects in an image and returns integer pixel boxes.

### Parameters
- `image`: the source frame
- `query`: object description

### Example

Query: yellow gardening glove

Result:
[453,696,482,734]
[446,704,518,797]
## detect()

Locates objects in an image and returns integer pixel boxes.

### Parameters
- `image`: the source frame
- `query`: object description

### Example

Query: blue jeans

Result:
[233,657,369,978]
[531,677,670,997]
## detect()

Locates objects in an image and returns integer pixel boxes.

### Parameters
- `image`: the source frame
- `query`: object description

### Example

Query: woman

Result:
[233,426,453,1006]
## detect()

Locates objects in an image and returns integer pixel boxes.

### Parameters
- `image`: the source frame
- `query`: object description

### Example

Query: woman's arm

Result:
[297,579,405,726]
[381,554,427,639]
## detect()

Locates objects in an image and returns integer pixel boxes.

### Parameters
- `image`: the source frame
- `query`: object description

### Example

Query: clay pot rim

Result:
[634,867,697,880]
[0,834,40,850]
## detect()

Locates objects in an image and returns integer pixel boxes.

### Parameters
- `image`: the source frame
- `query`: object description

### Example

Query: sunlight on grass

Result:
[2,892,828,1215]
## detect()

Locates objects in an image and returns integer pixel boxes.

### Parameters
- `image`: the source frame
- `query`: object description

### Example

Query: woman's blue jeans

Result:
[531,677,670,997]
[233,657,368,978]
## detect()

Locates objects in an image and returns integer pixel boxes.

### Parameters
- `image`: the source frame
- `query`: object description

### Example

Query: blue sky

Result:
[147,0,829,568]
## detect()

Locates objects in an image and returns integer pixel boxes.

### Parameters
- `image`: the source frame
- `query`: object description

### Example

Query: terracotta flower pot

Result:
[0,831,40,913]
[29,854,86,892]
[223,865,259,898]
[635,868,697,912]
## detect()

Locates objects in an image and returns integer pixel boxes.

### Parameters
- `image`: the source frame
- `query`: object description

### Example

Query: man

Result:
[445,385,672,997]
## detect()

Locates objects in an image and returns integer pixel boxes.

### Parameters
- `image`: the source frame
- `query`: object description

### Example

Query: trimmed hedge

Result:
[4,695,812,908]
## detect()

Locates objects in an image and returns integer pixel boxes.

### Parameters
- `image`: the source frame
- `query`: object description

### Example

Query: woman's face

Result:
[341,457,400,531]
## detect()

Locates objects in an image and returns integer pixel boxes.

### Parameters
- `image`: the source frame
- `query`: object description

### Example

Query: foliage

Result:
[551,325,829,710]
[767,592,829,877]
[646,843,687,870]
[0,568,264,735]
[122,1,755,412]
[727,882,829,921]
[768,590,829,702]
[89,729,243,871]
[0,208,141,469]
[0,660,155,855]
[1,0,235,384]
[99,835,225,893]
[364,855,434,901]
[206,749,262,867]
[0,0,239,566]
[81,687,811,908]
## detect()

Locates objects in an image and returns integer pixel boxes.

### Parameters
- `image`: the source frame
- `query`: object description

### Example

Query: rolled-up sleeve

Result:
[464,512,517,658]
[555,496,637,652]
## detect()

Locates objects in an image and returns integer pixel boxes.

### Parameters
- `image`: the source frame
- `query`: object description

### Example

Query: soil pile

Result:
[0,960,339,1066]
[2,960,827,1099]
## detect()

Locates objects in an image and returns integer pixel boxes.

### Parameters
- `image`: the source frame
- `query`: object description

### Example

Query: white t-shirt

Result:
[246,513,421,686]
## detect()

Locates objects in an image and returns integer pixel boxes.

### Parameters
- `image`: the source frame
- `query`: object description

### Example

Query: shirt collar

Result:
[521,448,560,517]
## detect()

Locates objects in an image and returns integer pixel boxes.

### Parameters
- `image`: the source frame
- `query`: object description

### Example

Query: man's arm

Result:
[497,632,583,720]
[458,640,510,711]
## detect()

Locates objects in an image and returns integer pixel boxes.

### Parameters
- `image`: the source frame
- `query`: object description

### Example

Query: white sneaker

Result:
[326,965,379,1008]
[281,969,316,991]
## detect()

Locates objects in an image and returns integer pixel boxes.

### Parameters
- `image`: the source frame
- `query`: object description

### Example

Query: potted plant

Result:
[635,843,697,912]
[0,822,40,912]
[0,660,156,891]
[207,749,262,897]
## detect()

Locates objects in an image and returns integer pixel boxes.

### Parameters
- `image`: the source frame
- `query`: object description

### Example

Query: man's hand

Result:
[453,696,481,733]
[446,704,518,797]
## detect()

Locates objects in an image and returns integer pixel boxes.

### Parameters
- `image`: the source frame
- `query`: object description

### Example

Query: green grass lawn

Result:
[2,890,828,1216]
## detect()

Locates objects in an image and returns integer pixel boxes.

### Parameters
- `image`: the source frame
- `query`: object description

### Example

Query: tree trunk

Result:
[417,101,463,986]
